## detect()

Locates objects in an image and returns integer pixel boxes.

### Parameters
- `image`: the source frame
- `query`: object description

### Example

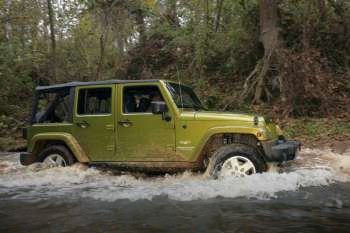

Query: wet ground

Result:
[1,148,350,233]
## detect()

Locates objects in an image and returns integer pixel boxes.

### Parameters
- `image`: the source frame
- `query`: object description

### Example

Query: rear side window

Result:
[34,88,71,123]
[77,88,111,115]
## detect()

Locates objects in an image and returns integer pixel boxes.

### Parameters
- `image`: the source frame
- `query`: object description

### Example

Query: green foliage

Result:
[280,0,350,72]
[0,0,350,150]
[283,118,350,141]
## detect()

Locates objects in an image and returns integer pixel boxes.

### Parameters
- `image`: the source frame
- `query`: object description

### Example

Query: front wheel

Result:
[37,145,75,167]
[206,144,266,179]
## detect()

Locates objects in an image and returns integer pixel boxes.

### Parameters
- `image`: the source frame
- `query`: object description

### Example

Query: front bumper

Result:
[261,139,301,162]
[20,152,36,166]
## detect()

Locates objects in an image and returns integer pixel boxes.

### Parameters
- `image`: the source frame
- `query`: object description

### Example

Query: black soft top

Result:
[36,79,162,93]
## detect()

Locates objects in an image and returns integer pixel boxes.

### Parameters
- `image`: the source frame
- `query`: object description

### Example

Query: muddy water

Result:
[1,149,350,233]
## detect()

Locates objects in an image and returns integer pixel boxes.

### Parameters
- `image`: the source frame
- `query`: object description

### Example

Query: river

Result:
[1,148,350,233]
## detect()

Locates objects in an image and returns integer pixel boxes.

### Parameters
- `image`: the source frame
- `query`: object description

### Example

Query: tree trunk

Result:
[259,0,280,56]
[135,9,146,47]
[30,0,41,85]
[204,0,210,59]
[116,32,124,56]
[115,6,125,56]
[47,0,57,82]
[214,0,224,32]
[205,0,210,36]
[255,0,280,102]
[302,1,312,50]
[241,0,280,103]
[317,0,326,21]
[165,0,178,26]
[96,34,106,80]
[3,0,12,46]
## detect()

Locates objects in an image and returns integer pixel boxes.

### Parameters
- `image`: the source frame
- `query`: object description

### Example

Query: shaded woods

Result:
[0,0,350,149]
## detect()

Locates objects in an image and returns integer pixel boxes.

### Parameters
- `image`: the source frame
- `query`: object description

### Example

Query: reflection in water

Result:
[0,149,350,232]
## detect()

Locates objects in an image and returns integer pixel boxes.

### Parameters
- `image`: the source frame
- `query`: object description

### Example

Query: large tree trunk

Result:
[259,0,280,53]
[47,0,57,82]
[241,0,280,103]
[255,0,280,102]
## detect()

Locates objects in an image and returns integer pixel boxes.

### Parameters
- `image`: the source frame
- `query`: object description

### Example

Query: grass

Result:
[281,118,350,146]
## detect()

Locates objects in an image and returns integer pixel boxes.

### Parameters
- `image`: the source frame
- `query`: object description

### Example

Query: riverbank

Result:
[281,118,350,153]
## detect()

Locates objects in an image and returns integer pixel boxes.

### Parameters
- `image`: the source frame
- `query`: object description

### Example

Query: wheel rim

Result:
[43,154,67,167]
[219,156,256,178]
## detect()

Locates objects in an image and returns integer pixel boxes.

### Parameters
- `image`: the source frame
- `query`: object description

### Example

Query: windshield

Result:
[166,82,204,110]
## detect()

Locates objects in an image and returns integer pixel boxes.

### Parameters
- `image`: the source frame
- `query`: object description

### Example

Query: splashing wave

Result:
[0,148,349,202]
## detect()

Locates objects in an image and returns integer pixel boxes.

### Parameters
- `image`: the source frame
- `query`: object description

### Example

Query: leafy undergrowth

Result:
[280,117,350,149]
[0,115,26,152]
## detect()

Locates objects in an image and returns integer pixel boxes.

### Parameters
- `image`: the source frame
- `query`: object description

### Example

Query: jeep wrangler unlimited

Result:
[20,79,300,178]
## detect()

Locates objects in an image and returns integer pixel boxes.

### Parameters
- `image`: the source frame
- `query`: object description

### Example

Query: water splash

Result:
[0,148,349,202]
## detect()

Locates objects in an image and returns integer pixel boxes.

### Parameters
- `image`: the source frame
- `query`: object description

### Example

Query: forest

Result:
[0,0,349,150]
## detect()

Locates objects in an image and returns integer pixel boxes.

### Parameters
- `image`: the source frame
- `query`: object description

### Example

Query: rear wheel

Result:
[207,144,266,178]
[37,145,75,167]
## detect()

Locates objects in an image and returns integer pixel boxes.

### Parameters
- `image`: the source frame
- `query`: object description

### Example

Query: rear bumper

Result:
[262,139,301,162]
[20,152,36,166]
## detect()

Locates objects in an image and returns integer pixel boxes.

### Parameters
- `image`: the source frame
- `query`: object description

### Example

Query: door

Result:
[116,83,176,161]
[73,85,116,161]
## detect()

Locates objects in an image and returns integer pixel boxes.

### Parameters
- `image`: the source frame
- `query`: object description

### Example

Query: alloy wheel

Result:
[43,154,67,167]
[219,156,256,178]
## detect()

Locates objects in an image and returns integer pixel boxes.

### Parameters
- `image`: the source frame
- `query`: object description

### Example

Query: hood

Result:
[180,111,261,122]
[179,110,280,139]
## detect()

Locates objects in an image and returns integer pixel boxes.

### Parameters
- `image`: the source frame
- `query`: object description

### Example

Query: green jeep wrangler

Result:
[21,79,300,178]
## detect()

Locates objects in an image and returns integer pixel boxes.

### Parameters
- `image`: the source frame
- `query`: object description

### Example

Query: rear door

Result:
[73,85,116,161]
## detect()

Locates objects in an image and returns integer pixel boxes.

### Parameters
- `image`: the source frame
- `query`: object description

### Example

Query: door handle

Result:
[118,120,133,127]
[76,120,89,128]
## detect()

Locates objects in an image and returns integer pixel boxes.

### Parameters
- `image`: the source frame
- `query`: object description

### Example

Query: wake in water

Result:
[0,148,349,202]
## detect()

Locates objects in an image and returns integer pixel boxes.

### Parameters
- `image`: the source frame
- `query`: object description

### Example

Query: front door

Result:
[73,85,116,161]
[116,83,176,161]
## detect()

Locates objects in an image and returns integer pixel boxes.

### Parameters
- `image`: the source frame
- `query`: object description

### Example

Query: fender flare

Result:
[192,126,264,161]
[29,132,90,162]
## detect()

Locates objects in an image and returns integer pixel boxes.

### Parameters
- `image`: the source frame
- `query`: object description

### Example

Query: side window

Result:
[77,88,111,115]
[35,88,71,123]
[123,86,164,113]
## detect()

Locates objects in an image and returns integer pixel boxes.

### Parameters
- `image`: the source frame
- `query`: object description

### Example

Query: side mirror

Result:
[151,101,168,114]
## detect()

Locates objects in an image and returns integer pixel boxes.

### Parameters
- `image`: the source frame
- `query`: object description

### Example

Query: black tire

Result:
[206,143,266,178]
[37,145,75,167]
